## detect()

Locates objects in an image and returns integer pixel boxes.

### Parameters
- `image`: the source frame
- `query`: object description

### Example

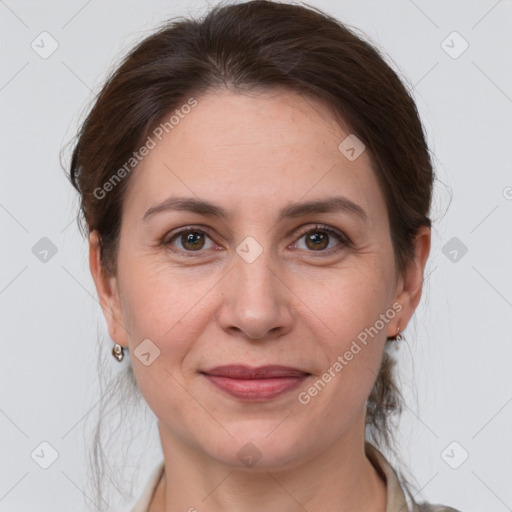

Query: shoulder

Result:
[415,501,462,512]
[130,461,165,512]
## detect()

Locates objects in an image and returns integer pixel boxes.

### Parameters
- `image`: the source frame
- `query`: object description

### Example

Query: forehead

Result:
[122,87,386,227]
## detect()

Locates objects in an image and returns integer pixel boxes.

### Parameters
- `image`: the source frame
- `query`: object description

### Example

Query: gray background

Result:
[1,0,511,511]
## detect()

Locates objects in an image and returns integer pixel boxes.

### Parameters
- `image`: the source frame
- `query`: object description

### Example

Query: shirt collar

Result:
[365,441,411,512]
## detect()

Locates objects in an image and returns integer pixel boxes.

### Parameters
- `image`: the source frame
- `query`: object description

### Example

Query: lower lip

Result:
[203,374,309,401]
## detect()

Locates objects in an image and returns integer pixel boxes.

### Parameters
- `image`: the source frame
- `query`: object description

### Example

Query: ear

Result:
[89,230,129,348]
[387,225,431,337]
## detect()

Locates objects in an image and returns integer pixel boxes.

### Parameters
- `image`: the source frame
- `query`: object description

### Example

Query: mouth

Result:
[200,365,311,401]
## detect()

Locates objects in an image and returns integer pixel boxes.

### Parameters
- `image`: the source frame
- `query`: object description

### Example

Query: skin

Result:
[89,87,430,512]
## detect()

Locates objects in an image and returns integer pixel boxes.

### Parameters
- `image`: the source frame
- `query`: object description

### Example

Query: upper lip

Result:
[202,365,310,379]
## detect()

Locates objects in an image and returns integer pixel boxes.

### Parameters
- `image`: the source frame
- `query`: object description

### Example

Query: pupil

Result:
[183,232,204,249]
[308,232,328,250]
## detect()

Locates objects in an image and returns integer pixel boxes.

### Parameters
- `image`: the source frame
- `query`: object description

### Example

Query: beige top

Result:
[130,442,460,512]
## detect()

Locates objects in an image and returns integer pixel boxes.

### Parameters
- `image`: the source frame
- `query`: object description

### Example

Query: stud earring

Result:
[112,343,125,362]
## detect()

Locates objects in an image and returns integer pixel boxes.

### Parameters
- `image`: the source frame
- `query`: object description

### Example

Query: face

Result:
[91,87,428,470]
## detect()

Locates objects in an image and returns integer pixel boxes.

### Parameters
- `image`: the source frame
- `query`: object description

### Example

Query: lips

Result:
[202,365,310,379]
[201,365,311,401]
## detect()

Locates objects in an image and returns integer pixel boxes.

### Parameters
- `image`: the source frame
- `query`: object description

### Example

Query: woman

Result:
[67,1,462,510]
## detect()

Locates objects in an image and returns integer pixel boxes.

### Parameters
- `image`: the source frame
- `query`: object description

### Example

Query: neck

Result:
[149,420,387,512]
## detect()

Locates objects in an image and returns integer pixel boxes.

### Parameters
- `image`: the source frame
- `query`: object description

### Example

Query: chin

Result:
[204,424,312,471]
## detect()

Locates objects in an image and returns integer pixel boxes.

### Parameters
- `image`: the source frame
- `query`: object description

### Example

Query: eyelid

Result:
[163,224,216,244]
[294,223,352,246]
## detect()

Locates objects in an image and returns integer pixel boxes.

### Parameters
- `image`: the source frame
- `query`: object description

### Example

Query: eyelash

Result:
[162,224,352,257]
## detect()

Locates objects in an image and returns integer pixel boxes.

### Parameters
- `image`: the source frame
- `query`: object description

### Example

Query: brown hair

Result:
[66,0,433,506]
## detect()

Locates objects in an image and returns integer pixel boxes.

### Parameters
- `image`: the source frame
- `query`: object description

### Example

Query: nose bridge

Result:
[217,240,292,339]
[236,246,275,303]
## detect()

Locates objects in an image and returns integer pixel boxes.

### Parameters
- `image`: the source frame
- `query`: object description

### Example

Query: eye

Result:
[163,224,351,256]
[293,224,351,254]
[164,227,217,253]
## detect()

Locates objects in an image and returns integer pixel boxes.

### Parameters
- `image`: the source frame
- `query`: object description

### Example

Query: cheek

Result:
[303,262,392,345]
[118,252,204,338]
[298,309,387,434]
[296,263,391,406]
[131,355,201,448]
[118,265,200,422]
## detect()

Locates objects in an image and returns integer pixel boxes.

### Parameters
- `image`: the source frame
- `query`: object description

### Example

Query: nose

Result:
[216,249,294,341]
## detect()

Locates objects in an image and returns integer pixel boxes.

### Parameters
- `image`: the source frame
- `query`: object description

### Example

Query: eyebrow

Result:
[142,195,368,223]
